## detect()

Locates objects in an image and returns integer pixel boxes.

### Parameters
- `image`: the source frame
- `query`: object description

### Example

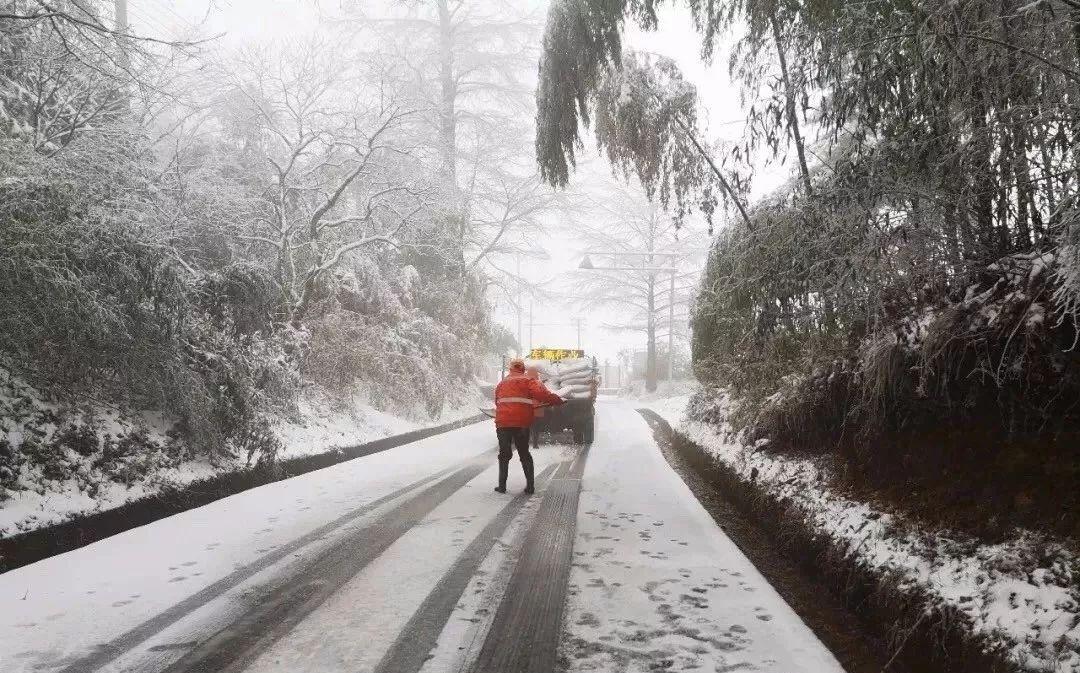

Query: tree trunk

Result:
[646,275,657,393]
[769,12,812,197]
[970,83,996,260]
[436,0,457,187]
[435,0,471,272]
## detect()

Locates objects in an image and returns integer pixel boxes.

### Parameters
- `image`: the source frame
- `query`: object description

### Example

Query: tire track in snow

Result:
[58,456,483,673]
[470,443,590,673]
[371,462,562,673]
[159,457,492,673]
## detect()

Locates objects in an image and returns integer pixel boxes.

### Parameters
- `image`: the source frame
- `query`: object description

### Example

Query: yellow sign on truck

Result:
[528,347,585,361]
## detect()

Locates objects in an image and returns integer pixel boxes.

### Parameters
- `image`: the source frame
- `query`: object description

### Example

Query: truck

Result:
[523,348,597,445]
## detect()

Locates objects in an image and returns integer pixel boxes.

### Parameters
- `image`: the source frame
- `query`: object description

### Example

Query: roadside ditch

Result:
[637,408,1019,673]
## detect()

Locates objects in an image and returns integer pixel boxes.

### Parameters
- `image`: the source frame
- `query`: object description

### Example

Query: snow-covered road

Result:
[1,400,844,673]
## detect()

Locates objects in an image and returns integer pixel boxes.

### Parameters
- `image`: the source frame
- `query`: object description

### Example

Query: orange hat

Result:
[508,358,525,373]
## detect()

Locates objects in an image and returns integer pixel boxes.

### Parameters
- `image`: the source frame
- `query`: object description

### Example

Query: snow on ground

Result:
[274,387,483,460]
[0,421,500,673]
[0,461,223,541]
[664,391,1080,673]
[621,378,696,427]
[241,445,568,673]
[559,400,845,673]
[634,393,692,427]
[420,467,553,673]
[0,374,483,538]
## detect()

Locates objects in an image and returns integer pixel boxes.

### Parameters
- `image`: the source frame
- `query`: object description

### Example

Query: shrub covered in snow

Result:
[694,226,1080,537]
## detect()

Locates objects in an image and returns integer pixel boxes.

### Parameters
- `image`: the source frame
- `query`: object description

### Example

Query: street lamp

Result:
[578,250,680,384]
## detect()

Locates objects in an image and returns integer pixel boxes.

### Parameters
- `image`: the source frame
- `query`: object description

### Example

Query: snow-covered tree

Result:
[221,39,427,326]
[568,180,705,391]
[340,0,555,289]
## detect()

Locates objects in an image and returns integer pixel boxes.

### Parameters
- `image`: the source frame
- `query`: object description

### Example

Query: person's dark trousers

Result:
[496,426,534,492]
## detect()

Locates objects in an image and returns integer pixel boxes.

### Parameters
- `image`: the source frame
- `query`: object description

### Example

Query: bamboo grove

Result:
[537,0,1080,516]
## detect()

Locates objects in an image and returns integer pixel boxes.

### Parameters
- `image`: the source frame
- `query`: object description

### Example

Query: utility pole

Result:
[575,318,582,349]
[668,262,676,382]
[515,254,523,356]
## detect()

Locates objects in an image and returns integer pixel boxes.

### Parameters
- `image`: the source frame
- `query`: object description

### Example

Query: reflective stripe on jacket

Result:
[494,374,564,428]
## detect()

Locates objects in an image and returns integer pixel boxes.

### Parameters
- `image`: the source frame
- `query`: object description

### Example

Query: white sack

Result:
[559,375,595,386]
[557,363,593,377]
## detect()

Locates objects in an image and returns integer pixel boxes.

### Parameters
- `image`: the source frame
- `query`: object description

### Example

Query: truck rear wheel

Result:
[572,425,585,445]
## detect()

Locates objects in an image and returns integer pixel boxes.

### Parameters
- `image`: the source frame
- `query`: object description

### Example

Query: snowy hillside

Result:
[0,369,482,538]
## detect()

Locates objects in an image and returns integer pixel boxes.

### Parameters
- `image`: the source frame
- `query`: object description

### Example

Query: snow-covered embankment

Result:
[641,392,1080,673]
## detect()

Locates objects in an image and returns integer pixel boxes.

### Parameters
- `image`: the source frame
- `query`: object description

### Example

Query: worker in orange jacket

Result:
[494,358,564,494]
[526,365,546,449]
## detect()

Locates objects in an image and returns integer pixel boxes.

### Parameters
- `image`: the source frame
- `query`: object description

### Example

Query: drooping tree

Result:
[536,2,752,230]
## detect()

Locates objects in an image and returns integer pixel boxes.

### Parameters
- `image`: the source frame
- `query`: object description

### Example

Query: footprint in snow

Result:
[576,612,601,627]
[680,594,709,609]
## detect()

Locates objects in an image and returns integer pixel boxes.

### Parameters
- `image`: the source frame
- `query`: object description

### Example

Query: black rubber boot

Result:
[522,456,535,495]
[494,460,508,493]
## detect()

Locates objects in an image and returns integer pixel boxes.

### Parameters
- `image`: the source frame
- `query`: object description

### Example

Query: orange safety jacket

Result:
[494,373,564,428]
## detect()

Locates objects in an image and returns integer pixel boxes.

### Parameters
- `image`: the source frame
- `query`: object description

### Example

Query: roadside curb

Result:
[0,414,487,574]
